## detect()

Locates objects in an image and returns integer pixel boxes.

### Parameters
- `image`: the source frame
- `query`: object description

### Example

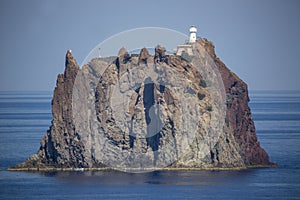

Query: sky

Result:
[0,0,299,91]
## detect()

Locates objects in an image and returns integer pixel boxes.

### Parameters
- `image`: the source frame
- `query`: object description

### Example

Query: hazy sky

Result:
[0,0,299,91]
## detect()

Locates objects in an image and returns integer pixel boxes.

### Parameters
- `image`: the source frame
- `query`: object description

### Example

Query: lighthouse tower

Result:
[176,26,197,56]
[189,25,197,43]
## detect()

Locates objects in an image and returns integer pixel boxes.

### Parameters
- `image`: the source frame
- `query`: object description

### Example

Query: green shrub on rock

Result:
[199,79,207,88]
[206,105,213,112]
[197,92,206,100]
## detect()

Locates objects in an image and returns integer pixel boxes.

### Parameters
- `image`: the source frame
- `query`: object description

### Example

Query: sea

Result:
[0,90,299,199]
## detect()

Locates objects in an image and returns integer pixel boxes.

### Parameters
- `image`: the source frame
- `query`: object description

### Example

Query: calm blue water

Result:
[0,91,299,199]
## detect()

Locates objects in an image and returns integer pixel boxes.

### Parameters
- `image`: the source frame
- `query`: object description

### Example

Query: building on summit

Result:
[176,25,197,56]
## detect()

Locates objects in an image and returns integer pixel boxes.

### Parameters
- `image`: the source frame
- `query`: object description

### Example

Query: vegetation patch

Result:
[199,79,207,88]
[197,92,206,100]
[206,105,213,112]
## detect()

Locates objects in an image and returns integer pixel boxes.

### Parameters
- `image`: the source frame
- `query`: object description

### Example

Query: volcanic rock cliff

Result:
[10,38,273,171]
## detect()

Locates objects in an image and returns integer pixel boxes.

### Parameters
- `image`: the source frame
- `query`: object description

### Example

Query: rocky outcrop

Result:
[195,39,271,166]
[199,39,270,165]
[138,47,150,65]
[154,45,166,62]
[10,39,274,171]
[11,50,88,169]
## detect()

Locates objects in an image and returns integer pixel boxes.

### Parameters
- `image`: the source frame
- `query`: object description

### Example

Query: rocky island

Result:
[9,37,274,172]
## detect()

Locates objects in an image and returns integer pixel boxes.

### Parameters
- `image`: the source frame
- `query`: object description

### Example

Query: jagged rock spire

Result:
[117,47,131,64]
[154,45,166,63]
[64,49,79,79]
[118,47,128,56]
[65,50,78,68]
[138,47,150,65]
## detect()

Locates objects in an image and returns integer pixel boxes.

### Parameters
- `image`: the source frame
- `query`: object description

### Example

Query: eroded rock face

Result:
[11,39,272,170]
[200,39,270,166]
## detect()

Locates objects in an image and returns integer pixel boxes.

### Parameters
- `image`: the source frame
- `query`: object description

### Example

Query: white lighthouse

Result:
[189,25,197,43]
[176,26,198,56]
